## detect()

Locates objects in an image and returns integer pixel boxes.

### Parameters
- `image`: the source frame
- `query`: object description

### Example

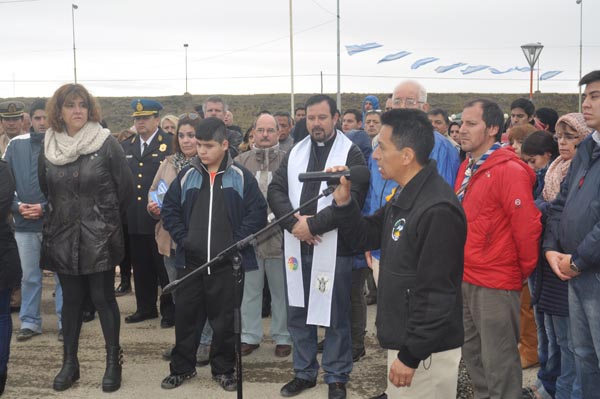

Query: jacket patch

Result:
[391,218,406,241]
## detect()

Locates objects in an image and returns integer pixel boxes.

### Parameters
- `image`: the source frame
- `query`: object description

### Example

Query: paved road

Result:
[4,274,536,398]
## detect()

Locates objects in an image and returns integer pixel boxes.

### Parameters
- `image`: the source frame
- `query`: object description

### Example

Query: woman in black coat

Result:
[39,84,133,393]
[0,160,22,396]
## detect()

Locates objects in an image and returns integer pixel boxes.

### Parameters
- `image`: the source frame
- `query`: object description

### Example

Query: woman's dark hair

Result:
[173,116,202,154]
[521,130,558,159]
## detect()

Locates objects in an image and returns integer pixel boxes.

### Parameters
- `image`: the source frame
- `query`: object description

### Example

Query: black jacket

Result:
[332,161,466,368]
[0,160,21,291]
[121,129,172,235]
[267,134,368,257]
[39,136,133,275]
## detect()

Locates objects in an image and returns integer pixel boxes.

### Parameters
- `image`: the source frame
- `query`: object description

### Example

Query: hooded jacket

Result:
[456,146,541,290]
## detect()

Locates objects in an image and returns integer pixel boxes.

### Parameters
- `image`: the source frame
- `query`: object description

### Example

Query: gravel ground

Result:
[4,274,537,398]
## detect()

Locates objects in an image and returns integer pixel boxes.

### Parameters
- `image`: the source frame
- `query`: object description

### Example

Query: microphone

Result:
[298,165,370,185]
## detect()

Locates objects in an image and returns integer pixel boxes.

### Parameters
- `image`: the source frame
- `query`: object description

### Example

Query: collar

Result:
[392,160,437,210]
[141,128,159,146]
[593,130,600,145]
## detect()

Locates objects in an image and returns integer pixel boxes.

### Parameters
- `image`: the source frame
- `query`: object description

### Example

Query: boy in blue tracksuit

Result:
[160,117,267,392]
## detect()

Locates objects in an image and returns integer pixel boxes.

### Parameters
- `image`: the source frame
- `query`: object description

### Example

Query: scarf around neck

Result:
[456,142,501,202]
[172,152,193,173]
[542,156,571,201]
[44,122,110,166]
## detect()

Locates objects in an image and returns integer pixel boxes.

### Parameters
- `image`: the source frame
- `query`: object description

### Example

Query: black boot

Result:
[53,347,80,391]
[102,346,123,392]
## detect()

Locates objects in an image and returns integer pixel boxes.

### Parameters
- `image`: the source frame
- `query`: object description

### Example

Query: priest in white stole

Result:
[267,95,368,399]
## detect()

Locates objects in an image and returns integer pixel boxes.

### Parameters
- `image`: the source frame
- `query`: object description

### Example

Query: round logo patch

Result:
[287,256,299,271]
[391,218,406,241]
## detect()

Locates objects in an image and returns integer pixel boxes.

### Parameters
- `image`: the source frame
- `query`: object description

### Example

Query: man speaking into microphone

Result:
[330,109,466,399]
[267,94,367,399]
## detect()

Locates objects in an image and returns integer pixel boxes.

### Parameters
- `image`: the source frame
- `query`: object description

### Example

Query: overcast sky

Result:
[0,0,597,98]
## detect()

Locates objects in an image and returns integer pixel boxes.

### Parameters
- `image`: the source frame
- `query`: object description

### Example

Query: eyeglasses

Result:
[179,112,200,120]
[392,98,422,107]
[553,133,580,142]
[255,128,278,135]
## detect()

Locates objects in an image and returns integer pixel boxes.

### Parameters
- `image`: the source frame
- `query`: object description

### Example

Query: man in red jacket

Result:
[455,99,541,399]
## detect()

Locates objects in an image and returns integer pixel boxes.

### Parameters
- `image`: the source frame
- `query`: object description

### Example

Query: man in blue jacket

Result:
[544,70,600,399]
[392,80,459,187]
[2,99,63,341]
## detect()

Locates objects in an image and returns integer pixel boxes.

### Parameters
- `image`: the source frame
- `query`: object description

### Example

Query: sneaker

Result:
[16,328,41,341]
[213,373,236,391]
[160,370,196,389]
[57,329,64,342]
[280,377,317,397]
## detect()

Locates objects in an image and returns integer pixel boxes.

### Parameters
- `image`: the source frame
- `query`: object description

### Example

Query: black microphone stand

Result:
[162,185,336,399]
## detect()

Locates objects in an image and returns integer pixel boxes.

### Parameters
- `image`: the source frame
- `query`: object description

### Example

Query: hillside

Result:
[2,92,580,133]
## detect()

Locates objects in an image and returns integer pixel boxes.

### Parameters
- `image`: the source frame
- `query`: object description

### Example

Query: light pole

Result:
[289,0,295,116]
[521,42,543,100]
[336,0,341,110]
[72,4,78,84]
[576,0,583,112]
[183,43,189,95]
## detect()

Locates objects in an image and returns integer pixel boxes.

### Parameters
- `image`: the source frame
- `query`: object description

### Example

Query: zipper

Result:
[207,177,214,275]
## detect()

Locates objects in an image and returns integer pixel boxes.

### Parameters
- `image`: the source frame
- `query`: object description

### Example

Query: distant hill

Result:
[2,92,579,133]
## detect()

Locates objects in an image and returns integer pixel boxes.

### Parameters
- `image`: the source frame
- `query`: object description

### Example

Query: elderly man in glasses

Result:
[392,80,460,187]
[121,99,175,328]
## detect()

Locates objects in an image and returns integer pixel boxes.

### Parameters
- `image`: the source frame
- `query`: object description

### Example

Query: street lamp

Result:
[576,0,583,112]
[183,43,189,94]
[521,42,543,100]
[72,4,78,83]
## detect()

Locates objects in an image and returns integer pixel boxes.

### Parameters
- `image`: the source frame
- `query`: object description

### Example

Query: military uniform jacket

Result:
[121,128,172,235]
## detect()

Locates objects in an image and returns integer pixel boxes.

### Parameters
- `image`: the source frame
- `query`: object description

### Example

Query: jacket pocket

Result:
[376,271,415,349]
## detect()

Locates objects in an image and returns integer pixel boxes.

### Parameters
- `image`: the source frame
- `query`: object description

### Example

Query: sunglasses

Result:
[179,112,200,120]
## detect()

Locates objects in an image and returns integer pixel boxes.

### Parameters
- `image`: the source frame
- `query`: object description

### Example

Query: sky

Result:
[0,0,598,98]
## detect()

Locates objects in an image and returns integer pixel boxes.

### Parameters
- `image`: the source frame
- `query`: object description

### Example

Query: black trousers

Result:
[129,234,174,320]
[119,224,132,280]
[58,270,120,349]
[351,268,368,351]
[170,265,243,376]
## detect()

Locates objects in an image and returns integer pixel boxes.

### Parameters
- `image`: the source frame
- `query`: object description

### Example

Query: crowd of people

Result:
[0,69,599,399]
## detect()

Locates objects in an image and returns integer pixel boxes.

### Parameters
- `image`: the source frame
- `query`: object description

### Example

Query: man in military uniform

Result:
[121,99,175,327]
[0,101,26,156]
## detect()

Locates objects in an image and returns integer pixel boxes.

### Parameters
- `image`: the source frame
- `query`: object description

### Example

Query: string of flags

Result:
[344,43,563,80]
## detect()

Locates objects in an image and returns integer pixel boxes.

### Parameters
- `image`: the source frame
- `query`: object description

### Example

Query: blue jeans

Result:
[0,289,11,375]
[287,254,353,384]
[15,232,62,332]
[569,272,600,399]
[545,313,581,399]
[241,257,291,345]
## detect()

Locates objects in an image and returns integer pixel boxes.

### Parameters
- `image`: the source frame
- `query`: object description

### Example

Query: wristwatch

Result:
[570,259,581,273]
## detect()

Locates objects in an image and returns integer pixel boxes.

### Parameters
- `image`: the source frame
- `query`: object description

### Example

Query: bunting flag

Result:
[345,42,383,56]
[540,71,563,80]
[435,62,466,73]
[377,51,411,64]
[514,66,531,72]
[411,57,439,69]
[461,65,489,75]
[489,67,515,74]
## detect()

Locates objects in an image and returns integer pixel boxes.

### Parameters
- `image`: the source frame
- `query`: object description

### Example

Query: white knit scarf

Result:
[44,122,111,165]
